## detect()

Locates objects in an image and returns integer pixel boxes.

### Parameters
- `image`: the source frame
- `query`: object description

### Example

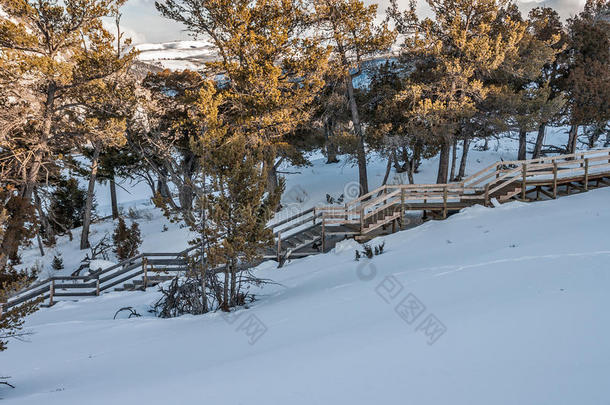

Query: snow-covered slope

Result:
[3,187,610,404]
[134,40,216,70]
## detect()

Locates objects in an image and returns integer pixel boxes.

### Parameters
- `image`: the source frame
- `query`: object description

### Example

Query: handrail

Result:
[5,147,610,311]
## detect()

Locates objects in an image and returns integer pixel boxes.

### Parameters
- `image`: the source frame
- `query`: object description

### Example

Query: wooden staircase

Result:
[4,148,610,312]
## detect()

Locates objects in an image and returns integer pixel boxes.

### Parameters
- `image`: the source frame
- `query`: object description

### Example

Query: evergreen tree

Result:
[49,177,89,237]
[112,217,142,260]
[0,201,39,354]
[0,0,135,268]
[390,0,525,183]
[563,0,610,154]
[314,0,396,195]
[157,0,328,311]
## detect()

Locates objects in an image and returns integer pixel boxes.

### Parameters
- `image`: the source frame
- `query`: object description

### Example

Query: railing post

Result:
[484,184,490,207]
[400,188,405,229]
[142,257,148,290]
[360,206,365,233]
[553,161,558,199]
[321,221,326,252]
[95,277,100,296]
[276,232,282,263]
[442,186,448,219]
[49,279,55,307]
[521,163,527,200]
[584,158,589,191]
[312,208,316,224]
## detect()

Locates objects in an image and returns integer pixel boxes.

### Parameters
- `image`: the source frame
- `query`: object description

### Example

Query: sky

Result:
[117,0,588,44]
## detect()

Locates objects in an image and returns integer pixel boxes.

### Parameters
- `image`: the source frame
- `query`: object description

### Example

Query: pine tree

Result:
[112,217,142,261]
[389,0,526,183]
[489,4,565,160]
[0,0,135,267]
[563,0,610,153]
[314,0,396,195]
[527,7,568,158]
[157,0,328,311]
[0,200,39,354]
[49,177,89,237]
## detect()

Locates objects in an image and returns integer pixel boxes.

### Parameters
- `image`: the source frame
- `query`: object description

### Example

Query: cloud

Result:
[117,0,587,45]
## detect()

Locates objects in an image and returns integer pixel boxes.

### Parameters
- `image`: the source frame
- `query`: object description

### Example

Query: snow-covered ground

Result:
[3,183,610,404]
[134,40,217,70]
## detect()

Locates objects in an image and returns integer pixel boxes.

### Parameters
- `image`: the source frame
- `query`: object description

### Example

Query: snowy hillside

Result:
[3,185,610,404]
[134,40,216,70]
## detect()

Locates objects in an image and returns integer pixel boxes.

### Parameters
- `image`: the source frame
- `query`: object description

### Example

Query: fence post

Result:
[521,163,527,200]
[484,184,490,207]
[360,206,365,233]
[442,186,448,219]
[142,257,148,290]
[321,220,326,252]
[584,158,589,191]
[400,188,405,228]
[276,232,282,263]
[553,161,558,199]
[49,279,55,306]
[95,277,100,296]
[0,303,3,319]
[312,208,316,225]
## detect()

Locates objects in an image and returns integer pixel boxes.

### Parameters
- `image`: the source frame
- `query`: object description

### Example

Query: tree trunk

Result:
[230,260,237,307]
[0,85,55,269]
[533,122,546,158]
[567,124,578,154]
[325,117,339,164]
[345,73,368,196]
[518,128,527,161]
[406,163,415,184]
[34,188,54,245]
[265,161,278,195]
[80,145,100,250]
[450,139,458,181]
[222,265,229,311]
[588,123,603,148]
[458,138,470,180]
[436,140,451,184]
[110,173,119,220]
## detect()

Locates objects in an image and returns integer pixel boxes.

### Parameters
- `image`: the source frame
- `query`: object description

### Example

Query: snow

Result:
[3,184,610,404]
[134,40,216,70]
[4,126,610,403]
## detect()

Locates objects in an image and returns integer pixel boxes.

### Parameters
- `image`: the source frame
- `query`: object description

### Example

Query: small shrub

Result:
[51,254,64,270]
[162,224,169,232]
[374,242,385,256]
[112,217,142,261]
[362,244,373,259]
[355,250,361,261]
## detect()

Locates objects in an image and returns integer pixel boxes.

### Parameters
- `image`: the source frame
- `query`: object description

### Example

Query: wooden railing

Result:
[2,246,197,312]
[316,148,610,236]
[3,148,610,312]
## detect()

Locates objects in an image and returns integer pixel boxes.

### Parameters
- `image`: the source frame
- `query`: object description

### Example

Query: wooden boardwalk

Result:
[3,148,610,312]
